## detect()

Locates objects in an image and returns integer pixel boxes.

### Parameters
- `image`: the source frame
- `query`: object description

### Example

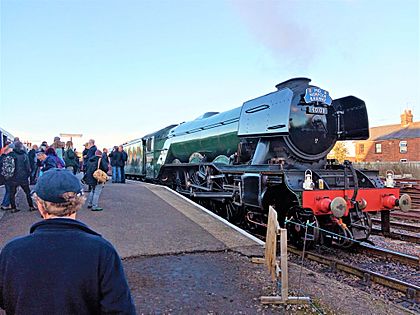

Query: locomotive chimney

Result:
[400,109,413,127]
[275,77,311,91]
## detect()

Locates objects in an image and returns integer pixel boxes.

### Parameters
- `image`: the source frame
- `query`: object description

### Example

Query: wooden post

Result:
[381,210,391,236]
[259,206,310,305]
[279,228,288,302]
[265,207,280,281]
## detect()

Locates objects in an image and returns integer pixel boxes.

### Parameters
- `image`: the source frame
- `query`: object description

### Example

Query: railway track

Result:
[251,219,420,302]
[371,227,420,244]
[287,246,420,302]
[391,210,420,221]
[252,226,420,301]
[371,218,420,233]
[397,179,420,209]
[356,243,419,268]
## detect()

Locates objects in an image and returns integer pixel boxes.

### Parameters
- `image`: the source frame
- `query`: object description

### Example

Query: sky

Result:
[1,0,419,150]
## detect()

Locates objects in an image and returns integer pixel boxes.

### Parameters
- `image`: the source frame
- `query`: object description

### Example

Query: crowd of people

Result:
[0,136,128,212]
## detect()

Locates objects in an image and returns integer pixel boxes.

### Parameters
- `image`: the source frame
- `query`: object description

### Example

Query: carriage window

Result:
[375,143,382,154]
[399,141,407,153]
[146,138,154,152]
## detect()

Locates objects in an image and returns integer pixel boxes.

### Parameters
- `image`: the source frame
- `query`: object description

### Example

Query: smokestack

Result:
[400,109,413,127]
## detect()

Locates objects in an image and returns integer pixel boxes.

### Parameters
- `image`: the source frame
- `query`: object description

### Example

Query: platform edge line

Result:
[159,185,265,246]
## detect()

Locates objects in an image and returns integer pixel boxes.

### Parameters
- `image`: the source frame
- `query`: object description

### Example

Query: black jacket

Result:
[109,150,120,167]
[85,156,108,186]
[82,148,89,167]
[122,151,128,163]
[0,218,136,315]
[87,145,97,160]
[101,153,109,171]
[27,149,36,170]
[9,149,30,185]
[115,151,125,167]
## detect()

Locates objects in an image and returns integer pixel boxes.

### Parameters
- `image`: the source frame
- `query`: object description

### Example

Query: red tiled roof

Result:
[368,122,420,141]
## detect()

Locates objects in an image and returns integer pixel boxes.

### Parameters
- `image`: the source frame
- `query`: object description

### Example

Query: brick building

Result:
[354,110,419,162]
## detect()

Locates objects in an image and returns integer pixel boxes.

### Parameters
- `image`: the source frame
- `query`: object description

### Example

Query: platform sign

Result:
[304,88,332,105]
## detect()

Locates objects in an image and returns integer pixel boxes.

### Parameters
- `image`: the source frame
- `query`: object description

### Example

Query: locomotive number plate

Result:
[307,106,328,115]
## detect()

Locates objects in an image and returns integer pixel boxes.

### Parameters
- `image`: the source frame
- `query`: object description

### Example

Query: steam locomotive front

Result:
[238,78,369,167]
[284,79,337,161]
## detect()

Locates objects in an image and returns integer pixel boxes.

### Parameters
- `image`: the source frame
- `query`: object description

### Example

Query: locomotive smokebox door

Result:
[332,96,369,140]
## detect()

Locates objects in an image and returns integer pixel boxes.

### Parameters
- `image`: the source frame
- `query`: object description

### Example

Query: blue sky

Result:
[1,0,419,149]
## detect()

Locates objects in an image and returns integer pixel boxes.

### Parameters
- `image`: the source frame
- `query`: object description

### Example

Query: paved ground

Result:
[0,183,413,314]
[0,182,261,257]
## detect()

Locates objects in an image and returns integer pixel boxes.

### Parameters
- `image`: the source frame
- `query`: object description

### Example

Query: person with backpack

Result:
[85,150,108,211]
[64,141,78,175]
[8,142,35,212]
[0,145,13,210]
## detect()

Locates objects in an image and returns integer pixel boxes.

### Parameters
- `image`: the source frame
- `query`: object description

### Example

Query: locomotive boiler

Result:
[123,78,411,247]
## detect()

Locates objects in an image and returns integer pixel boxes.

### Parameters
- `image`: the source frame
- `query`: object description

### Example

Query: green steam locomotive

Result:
[123,78,410,247]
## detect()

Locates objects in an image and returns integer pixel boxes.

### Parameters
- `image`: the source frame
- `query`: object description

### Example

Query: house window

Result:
[359,144,364,154]
[399,141,407,153]
[375,143,382,154]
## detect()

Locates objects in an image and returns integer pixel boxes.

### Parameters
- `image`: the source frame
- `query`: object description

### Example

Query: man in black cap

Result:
[0,168,136,315]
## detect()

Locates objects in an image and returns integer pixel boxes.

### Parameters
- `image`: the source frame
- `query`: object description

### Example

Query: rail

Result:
[371,218,420,233]
[371,227,420,244]
[288,246,420,301]
[357,243,419,268]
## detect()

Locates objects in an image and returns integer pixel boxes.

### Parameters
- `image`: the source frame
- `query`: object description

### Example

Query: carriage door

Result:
[145,137,155,179]
[141,139,146,176]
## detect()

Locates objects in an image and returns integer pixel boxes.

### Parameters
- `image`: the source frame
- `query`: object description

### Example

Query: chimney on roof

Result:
[400,109,413,127]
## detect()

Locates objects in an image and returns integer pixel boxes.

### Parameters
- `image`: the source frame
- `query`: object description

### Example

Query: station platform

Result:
[0,182,412,314]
